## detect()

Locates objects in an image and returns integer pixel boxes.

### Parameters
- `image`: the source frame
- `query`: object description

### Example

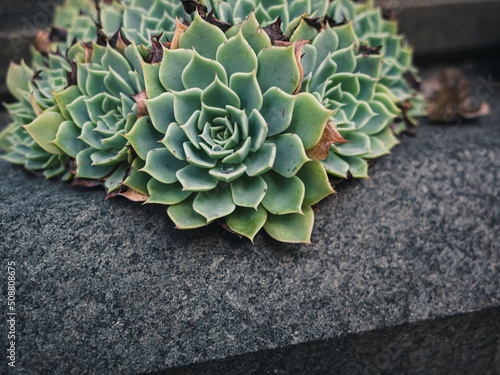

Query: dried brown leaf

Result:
[205,10,232,32]
[264,17,289,43]
[181,0,207,16]
[70,178,105,188]
[306,121,348,160]
[171,17,188,50]
[109,26,132,54]
[423,68,490,122]
[116,189,149,202]
[324,15,348,28]
[66,59,78,87]
[148,33,164,63]
[292,40,310,95]
[358,44,382,57]
[49,27,67,43]
[33,30,51,55]
[131,90,148,119]
[82,41,93,64]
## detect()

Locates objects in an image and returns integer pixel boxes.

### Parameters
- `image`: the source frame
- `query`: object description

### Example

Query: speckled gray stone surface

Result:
[1,62,499,374]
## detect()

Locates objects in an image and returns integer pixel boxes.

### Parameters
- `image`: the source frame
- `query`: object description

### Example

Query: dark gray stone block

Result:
[0,44,499,375]
[393,0,500,57]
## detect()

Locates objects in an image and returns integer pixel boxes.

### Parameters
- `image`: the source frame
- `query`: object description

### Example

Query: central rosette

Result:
[166,76,274,186]
[124,13,335,242]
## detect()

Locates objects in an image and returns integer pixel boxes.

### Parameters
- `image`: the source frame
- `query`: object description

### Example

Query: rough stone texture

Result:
[155,307,500,375]
[0,61,499,374]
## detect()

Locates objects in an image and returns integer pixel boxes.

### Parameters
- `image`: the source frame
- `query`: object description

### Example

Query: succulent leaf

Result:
[264,205,315,244]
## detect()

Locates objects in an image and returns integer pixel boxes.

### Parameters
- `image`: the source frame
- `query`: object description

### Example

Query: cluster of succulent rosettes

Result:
[121,13,335,243]
[279,17,400,179]
[326,0,425,129]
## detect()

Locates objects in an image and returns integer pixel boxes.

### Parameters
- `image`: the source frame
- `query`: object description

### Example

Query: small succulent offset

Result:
[123,13,335,242]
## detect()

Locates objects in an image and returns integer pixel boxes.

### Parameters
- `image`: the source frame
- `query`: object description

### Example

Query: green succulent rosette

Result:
[1,37,149,191]
[42,41,149,192]
[123,13,335,243]
[286,21,400,179]
[0,54,74,180]
[327,0,416,99]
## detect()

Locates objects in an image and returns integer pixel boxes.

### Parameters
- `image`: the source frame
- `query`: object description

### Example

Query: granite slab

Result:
[0,60,499,374]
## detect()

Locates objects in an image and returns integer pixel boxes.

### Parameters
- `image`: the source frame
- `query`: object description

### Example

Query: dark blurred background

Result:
[0,0,500,101]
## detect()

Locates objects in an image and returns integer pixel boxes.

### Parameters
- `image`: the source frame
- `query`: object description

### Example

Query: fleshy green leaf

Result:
[123,158,150,195]
[216,30,258,78]
[177,164,219,191]
[296,160,335,205]
[173,89,203,125]
[321,150,350,178]
[146,179,192,205]
[287,93,332,150]
[261,171,304,215]
[230,174,267,209]
[225,205,267,242]
[145,92,176,133]
[125,116,164,160]
[168,195,210,229]
[237,12,272,54]
[257,44,300,95]
[141,148,187,184]
[182,51,227,90]
[23,111,65,155]
[159,47,194,91]
[179,13,227,59]
[209,162,248,183]
[343,155,369,178]
[193,183,236,222]
[244,143,276,177]
[54,120,88,158]
[335,132,371,156]
[264,205,314,244]
[259,88,296,137]
[271,134,310,178]
[75,148,115,179]
[7,61,33,100]
[201,76,241,109]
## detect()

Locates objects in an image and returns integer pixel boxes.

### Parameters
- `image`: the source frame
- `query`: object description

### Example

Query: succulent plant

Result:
[283,19,401,179]
[326,1,412,99]
[181,0,424,133]
[122,13,335,242]
[52,0,99,44]
[0,54,75,180]
[0,0,428,244]
[1,31,149,192]
[198,0,328,28]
